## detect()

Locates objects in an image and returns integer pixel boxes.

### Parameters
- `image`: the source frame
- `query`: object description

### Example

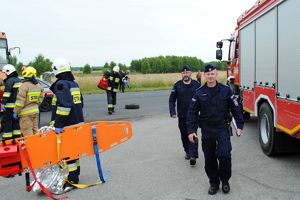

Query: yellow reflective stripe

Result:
[107,87,112,90]
[56,106,71,116]
[108,104,113,108]
[3,132,13,138]
[20,108,39,116]
[13,130,22,136]
[5,103,15,108]
[15,100,25,107]
[13,83,21,88]
[28,91,41,95]
[109,77,113,81]
[3,92,11,97]
[52,97,57,105]
[70,87,80,92]
[67,163,78,172]
[115,78,120,83]
[71,91,80,95]
[113,88,118,92]
[59,67,71,72]
[56,110,70,116]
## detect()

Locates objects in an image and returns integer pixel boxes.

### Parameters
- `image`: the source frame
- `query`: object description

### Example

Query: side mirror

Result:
[216,49,222,60]
[216,41,223,48]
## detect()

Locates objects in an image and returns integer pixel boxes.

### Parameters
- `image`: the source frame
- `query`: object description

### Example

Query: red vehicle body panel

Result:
[227,0,300,138]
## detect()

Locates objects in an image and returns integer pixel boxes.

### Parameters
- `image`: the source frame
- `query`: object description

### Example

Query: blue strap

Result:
[92,126,110,182]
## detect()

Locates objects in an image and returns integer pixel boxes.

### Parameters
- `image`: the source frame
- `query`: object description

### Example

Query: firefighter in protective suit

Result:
[50,57,84,192]
[1,64,21,141]
[104,65,124,115]
[13,66,44,136]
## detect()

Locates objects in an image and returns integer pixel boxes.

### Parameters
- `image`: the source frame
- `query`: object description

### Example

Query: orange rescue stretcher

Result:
[0,121,132,199]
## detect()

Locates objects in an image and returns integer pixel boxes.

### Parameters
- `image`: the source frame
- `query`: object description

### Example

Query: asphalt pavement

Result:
[1,91,300,200]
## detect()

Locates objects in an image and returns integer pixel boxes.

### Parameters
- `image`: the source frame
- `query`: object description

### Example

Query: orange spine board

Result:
[15,121,132,170]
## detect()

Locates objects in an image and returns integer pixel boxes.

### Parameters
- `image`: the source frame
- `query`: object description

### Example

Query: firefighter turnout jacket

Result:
[14,80,44,116]
[51,79,84,128]
[104,71,123,93]
[2,76,21,109]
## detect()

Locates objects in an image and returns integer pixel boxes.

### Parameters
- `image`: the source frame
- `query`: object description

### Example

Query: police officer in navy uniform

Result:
[186,64,244,195]
[169,65,200,165]
[50,57,84,192]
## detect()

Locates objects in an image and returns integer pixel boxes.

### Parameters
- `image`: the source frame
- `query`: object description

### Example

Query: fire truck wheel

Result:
[258,103,276,156]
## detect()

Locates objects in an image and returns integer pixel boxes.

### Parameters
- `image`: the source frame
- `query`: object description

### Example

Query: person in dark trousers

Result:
[104,65,124,114]
[169,65,200,166]
[186,64,244,195]
[1,64,21,142]
[50,57,84,193]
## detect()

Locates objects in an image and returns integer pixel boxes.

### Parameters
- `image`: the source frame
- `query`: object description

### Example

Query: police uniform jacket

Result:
[186,82,244,134]
[50,79,84,128]
[2,76,21,109]
[104,71,123,93]
[13,79,44,116]
[169,79,200,118]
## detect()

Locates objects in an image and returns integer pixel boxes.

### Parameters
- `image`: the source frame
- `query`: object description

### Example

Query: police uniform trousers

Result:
[178,118,198,158]
[2,108,21,140]
[106,90,117,111]
[19,113,39,137]
[201,126,232,187]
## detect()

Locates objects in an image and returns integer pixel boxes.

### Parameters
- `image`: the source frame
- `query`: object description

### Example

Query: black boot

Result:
[222,182,230,194]
[208,185,219,195]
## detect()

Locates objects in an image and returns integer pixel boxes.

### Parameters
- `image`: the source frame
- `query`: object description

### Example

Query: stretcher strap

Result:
[20,143,67,200]
[56,131,104,189]
[57,135,61,162]
[92,126,110,182]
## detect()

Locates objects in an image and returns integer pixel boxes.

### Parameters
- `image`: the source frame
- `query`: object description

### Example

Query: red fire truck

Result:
[216,0,300,156]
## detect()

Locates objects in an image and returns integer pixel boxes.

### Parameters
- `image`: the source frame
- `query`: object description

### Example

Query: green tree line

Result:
[130,56,228,74]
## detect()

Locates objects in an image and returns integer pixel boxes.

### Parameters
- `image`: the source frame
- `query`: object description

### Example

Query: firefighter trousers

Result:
[19,113,39,137]
[2,108,21,140]
[106,90,117,112]
[66,159,80,184]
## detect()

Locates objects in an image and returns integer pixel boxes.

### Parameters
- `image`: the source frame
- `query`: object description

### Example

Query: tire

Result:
[125,104,140,109]
[258,103,276,156]
[40,98,52,112]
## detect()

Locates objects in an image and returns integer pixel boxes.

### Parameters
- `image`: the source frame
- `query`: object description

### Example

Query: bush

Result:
[83,64,92,74]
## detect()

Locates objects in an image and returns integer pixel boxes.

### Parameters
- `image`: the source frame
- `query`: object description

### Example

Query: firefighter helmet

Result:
[51,57,71,75]
[112,65,120,73]
[22,66,37,78]
[2,64,16,75]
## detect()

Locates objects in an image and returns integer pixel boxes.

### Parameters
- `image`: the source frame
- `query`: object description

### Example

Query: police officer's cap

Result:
[204,64,216,72]
[181,65,191,72]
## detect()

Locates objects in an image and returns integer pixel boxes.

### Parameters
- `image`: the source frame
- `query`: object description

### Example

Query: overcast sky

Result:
[1,0,255,67]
